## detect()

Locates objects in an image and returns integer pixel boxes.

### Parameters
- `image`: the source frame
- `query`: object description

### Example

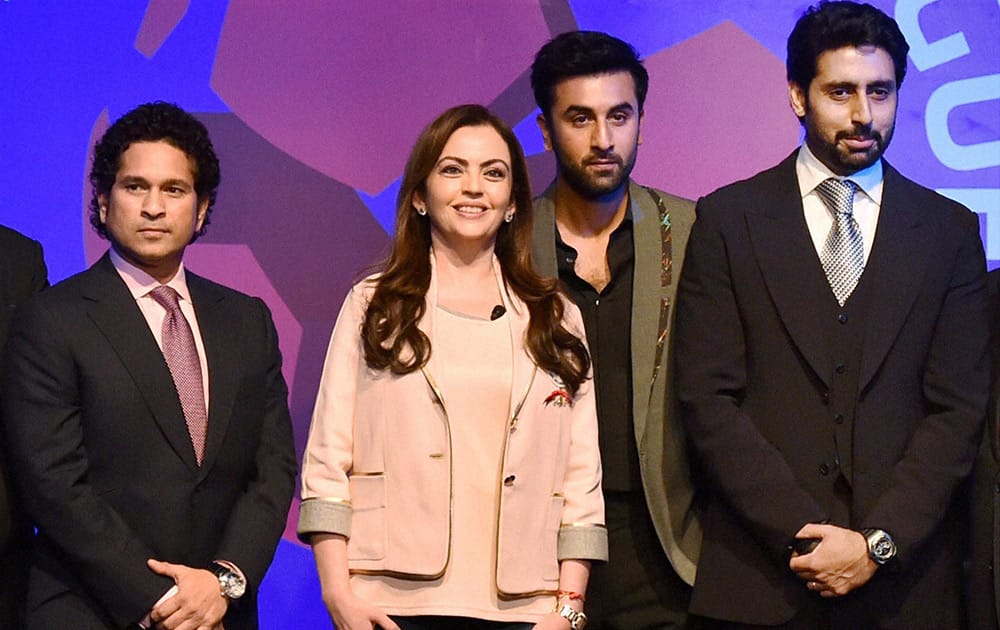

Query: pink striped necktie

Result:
[149,285,207,464]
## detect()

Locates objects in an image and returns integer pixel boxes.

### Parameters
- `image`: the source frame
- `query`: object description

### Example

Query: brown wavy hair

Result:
[361,104,590,395]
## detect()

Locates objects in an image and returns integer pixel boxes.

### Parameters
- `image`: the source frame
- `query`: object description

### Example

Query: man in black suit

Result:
[0,226,47,628]
[968,268,1000,629]
[675,2,988,627]
[1,102,297,629]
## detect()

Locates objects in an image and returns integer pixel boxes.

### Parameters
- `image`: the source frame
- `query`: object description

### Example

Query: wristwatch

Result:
[210,562,247,599]
[861,528,897,565]
[555,603,588,629]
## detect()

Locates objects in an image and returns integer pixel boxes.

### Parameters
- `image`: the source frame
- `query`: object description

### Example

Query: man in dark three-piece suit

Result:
[676,3,988,627]
[530,31,700,628]
[1,103,297,629]
[0,225,47,629]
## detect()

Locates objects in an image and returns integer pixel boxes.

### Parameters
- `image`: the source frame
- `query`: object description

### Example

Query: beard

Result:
[809,121,895,176]
[553,146,637,200]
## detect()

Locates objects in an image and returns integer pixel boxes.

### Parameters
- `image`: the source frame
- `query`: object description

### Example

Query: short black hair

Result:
[787,1,909,91]
[89,101,220,241]
[531,30,649,119]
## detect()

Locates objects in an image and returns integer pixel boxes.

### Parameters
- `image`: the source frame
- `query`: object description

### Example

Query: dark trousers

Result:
[691,605,830,630]
[0,543,26,629]
[587,491,692,629]
[0,523,28,629]
[391,616,532,630]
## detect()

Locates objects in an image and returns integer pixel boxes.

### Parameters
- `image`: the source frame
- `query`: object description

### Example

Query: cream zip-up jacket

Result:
[299,257,606,597]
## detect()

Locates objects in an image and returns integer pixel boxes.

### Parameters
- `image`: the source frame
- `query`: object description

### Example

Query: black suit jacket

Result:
[1,253,297,629]
[967,269,1000,629]
[675,151,988,626]
[0,225,47,629]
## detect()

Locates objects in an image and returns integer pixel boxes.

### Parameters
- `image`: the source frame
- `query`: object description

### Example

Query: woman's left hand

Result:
[531,611,571,629]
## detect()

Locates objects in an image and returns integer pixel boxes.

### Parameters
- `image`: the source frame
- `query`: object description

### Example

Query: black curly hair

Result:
[89,101,220,241]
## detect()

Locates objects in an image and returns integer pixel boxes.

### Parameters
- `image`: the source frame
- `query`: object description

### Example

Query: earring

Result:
[416,206,427,216]
[504,211,515,223]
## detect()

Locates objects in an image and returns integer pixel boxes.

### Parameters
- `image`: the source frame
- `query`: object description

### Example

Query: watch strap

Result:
[555,603,588,629]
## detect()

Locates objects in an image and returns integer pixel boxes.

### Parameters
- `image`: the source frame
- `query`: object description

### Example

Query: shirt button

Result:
[818,464,830,476]
[838,313,849,324]
[821,392,830,405]
[834,414,844,425]
[835,363,846,374]
[503,475,516,487]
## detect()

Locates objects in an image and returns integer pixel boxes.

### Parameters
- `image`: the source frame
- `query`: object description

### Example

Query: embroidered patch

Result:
[544,389,573,408]
[646,187,673,288]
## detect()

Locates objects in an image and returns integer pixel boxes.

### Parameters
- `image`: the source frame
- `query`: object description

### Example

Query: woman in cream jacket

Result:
[299,105,605,630]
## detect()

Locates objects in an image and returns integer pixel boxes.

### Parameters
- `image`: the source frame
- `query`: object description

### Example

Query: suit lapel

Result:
[532,183,559,278]
[631,182,663,441]
[187,274,238,477]
[857,164,933,390]
[83,255,199,470]
[746,154,834,387]
[505,296,538,423]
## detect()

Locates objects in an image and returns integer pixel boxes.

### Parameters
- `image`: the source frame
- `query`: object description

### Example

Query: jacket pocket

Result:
[347,474,387,561]
[543,494,564,582]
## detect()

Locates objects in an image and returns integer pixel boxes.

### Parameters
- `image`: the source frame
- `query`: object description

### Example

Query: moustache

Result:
[836,126,882,144]
[583,153,623,167]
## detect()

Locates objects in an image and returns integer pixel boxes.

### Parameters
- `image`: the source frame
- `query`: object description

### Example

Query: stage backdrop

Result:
[1,1,997,627]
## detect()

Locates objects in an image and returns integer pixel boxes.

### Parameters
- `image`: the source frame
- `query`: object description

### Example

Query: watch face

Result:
[867,530,896,563]
[221,572,247,598]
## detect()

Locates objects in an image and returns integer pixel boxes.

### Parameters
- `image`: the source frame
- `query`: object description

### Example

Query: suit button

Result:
[503,475,516,486]
[822,392,830,405]
[838,313,849,324]
[834,414,844,425]
[818,463,830,476]
[835,363,846,374]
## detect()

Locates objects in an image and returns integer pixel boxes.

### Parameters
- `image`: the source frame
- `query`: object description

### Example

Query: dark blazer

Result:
[533,180,702,585]
[675,151,988,626]
[0,225,47,629]
[1,253,297,629]
[967,268,1000,629]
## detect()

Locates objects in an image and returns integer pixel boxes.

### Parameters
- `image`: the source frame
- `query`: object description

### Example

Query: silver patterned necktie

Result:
[149,285,208,464]
[816,178,863,306]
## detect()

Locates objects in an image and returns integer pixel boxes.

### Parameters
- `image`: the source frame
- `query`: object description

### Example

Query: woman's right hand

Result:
[323,588,400,630]
[312,534,400,630]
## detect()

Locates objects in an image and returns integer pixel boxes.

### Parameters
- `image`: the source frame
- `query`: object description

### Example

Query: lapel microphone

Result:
[490,305,506,321]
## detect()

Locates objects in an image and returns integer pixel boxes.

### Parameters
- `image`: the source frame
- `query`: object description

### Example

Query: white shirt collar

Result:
[796,143,884,207]
[109,248,193,304]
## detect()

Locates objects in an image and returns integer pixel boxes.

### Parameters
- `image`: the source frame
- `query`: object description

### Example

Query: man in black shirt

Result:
[530,31,701,628]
